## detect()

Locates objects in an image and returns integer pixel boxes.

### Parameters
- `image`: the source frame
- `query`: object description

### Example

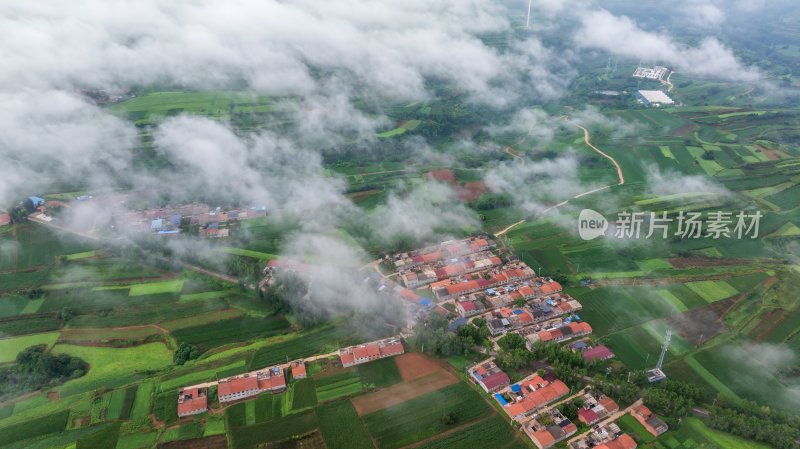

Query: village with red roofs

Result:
[172,234,668,449]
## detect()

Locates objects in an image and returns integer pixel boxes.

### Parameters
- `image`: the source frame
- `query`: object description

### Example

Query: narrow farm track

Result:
[495,123,625,237]
[662,70,675,92]
[574,124,625,186]
[504,147,524,163]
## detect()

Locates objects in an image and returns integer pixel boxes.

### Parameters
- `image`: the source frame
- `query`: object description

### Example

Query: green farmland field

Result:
[617,413,656,443]
[413,414,527,449]
[362,382,491,449]
[171,315,290,352]
[572,286,680,335]
[228,410,318,449]
[0,409,70,446]
[178,290,236,301]
[0,315,62,336]
[291,378,318,410]
[0,225,97,271]
[253,394,284,422]
[159,360,246,391]
[685,281,739,302]
[315,371,363,402]
[0,331,60,363]
[652,417,774,449]
[317,400,373,449]
[128,280,185,296]
[358,357,402,388]
[53,343,172,397]
[248,324,353,369]
[682,355,741,402]
[116,431,157,449]
[219,247,278,260]
[130,382,155,419]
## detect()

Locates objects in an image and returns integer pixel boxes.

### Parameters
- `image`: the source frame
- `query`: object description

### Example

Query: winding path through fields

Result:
[495,122,625,237]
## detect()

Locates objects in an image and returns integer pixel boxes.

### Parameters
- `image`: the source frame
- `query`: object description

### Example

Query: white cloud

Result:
[574,9,762,82]
[0,0,511,99]
[368,181,481,245]
[0,90,137,201]
[682,1,726,28]
[645,164,730,197]
[484,152,600,216]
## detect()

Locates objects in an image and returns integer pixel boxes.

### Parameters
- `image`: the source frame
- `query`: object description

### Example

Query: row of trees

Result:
[706,398,800,449]
[708,405,800,449]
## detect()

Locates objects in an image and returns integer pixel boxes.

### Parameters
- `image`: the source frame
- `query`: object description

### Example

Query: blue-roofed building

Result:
[510,384,522,393]
[494,393,508,405]
[28,196,45,207]
[170,214,182,225]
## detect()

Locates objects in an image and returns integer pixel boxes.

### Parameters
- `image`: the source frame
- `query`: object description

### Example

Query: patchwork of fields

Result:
[1,92,800,449]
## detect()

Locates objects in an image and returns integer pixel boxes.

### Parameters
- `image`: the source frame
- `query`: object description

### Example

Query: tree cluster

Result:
[469,192,513,211]
[408,314,490,357]
[173,342,200,365]
[495,333,534,372]
[529,340,590,384]
[708,403,800,449]
[0,345,87,401]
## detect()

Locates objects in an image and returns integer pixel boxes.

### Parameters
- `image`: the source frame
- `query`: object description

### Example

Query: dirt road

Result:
[494,123,624,237]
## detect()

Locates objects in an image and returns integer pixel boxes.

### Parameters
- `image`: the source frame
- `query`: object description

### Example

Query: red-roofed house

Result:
[400,289,421,303]
[339,338,404,368]
[583,345,615,362]
[530,430,555,449]
[500,374,570,420]
[456,300,478,317]
[218,375,260,403]
[595,434,638,449]
[632,404,669,436]
[599,396,619,413]
[578,408,600,425]
[290,360,307,379]
[177,387,207,417]
[0,213,10,227]
[470,239,490,253]
[527,321,592,347]
[540,281,563,295]
[470,361,511,393]
[524,408,577,449]
[518,285,535,299]
[257,366,287,393]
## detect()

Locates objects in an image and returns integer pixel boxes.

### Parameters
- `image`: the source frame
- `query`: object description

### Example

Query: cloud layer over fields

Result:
[0,0,775,212]
[574,9,762,82]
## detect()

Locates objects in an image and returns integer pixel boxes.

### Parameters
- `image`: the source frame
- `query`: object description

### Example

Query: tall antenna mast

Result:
[655,330,672,370]
[526,0,533,28]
